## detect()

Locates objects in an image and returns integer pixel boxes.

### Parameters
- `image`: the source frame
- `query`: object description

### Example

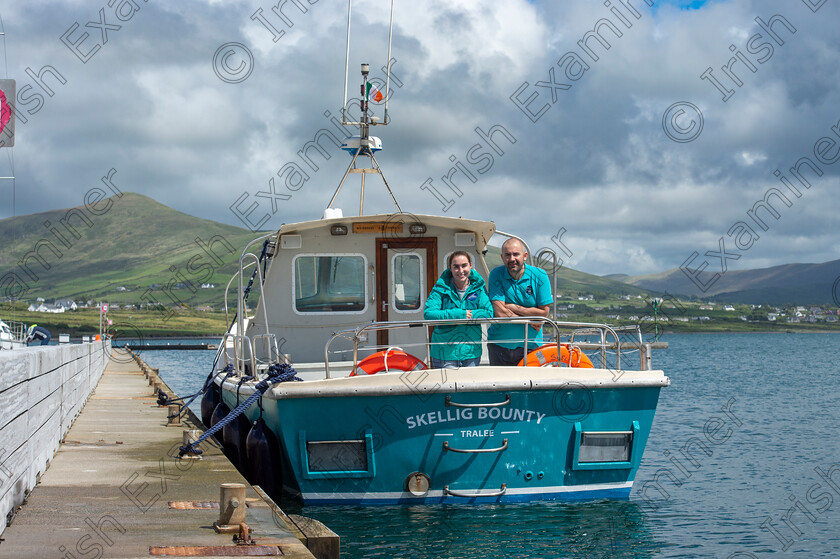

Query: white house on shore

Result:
[27,303,65,313]
[54,300,78,311]
[26,299,79,313]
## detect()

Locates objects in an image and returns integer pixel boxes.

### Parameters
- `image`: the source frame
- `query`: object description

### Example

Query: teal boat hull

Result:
[221,377,664,505]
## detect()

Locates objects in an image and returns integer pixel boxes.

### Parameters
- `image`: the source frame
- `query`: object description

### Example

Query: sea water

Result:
[143,333,840,558]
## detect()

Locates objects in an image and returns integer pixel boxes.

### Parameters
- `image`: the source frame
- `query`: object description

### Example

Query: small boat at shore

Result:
[0,317,27,350]
[190,0,669,505]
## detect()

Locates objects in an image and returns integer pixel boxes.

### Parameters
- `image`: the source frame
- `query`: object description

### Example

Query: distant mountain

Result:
[0,193,257,305]
[619,260,840,305]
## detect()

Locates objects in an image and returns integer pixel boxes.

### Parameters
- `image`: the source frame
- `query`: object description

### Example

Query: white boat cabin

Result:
[241,213,497,368]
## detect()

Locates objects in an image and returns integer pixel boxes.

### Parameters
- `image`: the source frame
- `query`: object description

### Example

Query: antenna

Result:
[341,0,394,127]
[329,0,401,216]
[383,0,394,123]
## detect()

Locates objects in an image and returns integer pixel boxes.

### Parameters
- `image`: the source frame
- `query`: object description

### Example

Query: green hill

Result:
[0,192,258,306]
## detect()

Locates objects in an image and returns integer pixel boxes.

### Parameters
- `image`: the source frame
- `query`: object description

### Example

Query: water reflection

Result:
[296,499,661,559]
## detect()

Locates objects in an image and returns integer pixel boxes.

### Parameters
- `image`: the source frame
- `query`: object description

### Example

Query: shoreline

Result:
[116,329,840,341]
[654,329,840,335]
[6,306,838,341]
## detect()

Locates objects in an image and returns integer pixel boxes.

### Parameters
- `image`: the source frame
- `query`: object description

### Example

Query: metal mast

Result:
[328,0,401,216]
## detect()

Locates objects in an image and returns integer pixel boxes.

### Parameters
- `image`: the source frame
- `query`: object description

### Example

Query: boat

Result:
[192,0,670,505]
[0,317,27,350]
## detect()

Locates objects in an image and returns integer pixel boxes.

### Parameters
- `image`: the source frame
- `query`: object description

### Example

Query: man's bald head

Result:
[501,238,526,254]
[501,238,527,279]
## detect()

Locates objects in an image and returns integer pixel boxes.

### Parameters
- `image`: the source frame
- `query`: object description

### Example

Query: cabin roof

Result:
[276,213,496,251]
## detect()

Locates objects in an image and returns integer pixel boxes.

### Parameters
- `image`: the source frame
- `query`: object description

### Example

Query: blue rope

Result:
[160,380,216,408]
[179,363,302,457]
[242,240,269,300]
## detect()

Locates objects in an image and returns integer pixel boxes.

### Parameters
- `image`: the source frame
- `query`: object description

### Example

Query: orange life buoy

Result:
[517,344,594,368]
[350,348,427,376]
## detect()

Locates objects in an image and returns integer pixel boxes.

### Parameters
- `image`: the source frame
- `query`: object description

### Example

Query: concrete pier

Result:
[1,349,332,558]
[0,341,110,529]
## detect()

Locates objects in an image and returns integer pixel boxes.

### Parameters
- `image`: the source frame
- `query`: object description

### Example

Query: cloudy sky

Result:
[0,0,837,277]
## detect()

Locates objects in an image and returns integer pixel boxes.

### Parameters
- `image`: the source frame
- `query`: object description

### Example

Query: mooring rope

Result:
[178,362,302,457]
[161,363,236,415]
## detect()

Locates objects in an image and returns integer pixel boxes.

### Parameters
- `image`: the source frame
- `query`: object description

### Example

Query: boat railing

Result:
[0,319,28,350]
[533,247,558,321]
[221,333,256,377]
[253,332,284,367]
[323,317,633,379]
[223,260,257,326]
[220,317,664,378]
[568,324,666,372]
[222,331,288,377]
[231,233,275,356]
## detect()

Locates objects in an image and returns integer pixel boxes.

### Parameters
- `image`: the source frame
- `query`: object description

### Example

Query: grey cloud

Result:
[2,0,838,278]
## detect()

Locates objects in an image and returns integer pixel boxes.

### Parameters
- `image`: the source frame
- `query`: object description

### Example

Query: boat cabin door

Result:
[375,238,437,351]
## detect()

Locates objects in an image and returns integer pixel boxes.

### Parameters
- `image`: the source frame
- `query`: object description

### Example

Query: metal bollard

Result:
[167,405,181,425]
[181,430,202,459]
[218,483,247,526]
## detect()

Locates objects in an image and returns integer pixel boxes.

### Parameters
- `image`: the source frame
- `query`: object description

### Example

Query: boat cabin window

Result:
[392,252,423,312]
[294,254,367,313]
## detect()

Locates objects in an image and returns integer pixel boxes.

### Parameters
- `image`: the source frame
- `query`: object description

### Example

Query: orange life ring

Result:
[517,344,594,368]
[350,348,427,376]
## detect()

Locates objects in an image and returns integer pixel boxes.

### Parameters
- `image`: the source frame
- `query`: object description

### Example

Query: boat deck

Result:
[1,350,327,558]
[262,365,670,398]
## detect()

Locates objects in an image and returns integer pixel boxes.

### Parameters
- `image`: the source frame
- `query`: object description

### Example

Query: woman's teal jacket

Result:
[423,269,493,361]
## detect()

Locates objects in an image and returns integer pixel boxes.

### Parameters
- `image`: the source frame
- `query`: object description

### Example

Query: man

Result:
[487,238,552,366]
[26,324,51,346]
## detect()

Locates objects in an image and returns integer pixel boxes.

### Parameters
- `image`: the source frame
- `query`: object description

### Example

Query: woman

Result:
[423,251,493,368]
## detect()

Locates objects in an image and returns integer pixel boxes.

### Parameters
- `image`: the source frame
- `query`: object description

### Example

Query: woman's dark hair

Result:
[447,250,473,268]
